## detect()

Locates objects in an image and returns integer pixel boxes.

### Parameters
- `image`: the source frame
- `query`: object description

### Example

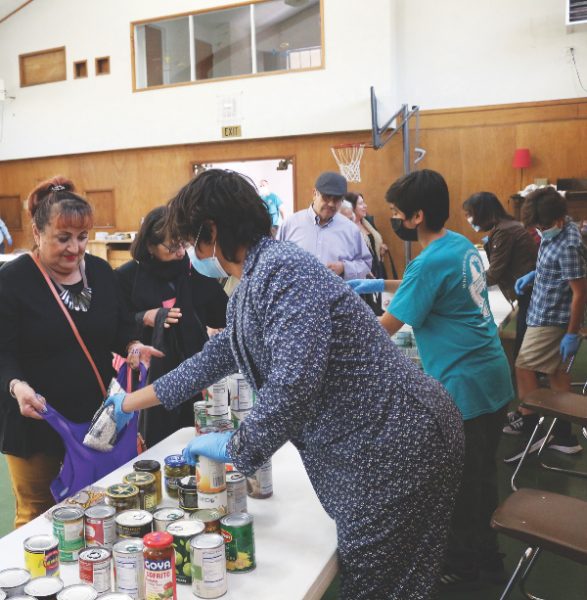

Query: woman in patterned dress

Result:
[106,169,464,599]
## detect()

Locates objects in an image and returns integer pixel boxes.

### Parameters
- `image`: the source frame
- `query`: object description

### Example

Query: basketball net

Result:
[331,143,365,183]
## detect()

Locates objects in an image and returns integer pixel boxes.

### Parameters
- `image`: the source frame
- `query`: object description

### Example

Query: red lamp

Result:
[512,148,531,191]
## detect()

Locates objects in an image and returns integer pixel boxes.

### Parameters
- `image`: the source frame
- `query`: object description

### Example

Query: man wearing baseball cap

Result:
[278,171,371,280]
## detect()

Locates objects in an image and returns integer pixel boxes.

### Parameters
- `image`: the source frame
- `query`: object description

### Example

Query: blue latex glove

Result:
[182,431,234,466]
[103,392,134,432]
[347,279,385,295]
[514,270,536,296]
[560,333,582,363]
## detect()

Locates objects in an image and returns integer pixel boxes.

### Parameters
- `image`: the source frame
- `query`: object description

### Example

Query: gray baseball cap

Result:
[315,171,347,196]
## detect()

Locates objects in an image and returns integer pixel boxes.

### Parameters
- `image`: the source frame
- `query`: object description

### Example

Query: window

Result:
[132,0,322,91]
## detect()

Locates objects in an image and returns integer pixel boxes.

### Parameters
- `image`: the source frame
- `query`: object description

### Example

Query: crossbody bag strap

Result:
[29,252,107,398]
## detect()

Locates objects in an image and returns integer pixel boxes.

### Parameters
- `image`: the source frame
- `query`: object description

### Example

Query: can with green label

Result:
[52,507,85,562]
[220,512,255,573]
[166,519,205,584]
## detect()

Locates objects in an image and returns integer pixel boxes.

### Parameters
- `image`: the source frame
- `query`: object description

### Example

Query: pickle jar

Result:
[123,472,158,512]
[133,459,162,505]
[177,476,198,512]
[164,455,190,499]
[105,483,140,513]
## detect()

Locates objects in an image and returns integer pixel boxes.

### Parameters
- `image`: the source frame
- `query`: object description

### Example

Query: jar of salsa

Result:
[143,532,176,600]
[164,455,189,499]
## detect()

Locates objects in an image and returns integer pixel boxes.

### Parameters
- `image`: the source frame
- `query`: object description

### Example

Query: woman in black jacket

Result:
[115,206,228,446]
[0,176,156,526]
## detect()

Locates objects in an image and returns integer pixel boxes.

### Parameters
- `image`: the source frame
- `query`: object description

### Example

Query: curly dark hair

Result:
[166,169,272,263]
[521,187,567,228]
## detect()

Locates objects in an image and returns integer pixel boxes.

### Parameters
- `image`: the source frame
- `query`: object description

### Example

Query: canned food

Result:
[153,507,185,532]
[177,475,198,512]
[226,471,247,514]
[246,459,273,499]
[220,512,256,573]
[228,373,256,411]
[143,532,176,600]
[105,483,140,513]
[190,533,227,599]
[79,547,112,594]
[99,595,134,600]
[112,538,145,600]
[123,472,158,512]
[52,507,85,562]
[57,584,98,600]
[116,510,153,539]
[199,420,233,435]
[204,378,229,416]
[133,460,162,506]
[24,534,60,577]
[0,591,4,600]
[0,569,31,597]
[84,505,116,549]
[197,489,227,514]
[231,409,250,430]
[24,576,64,600]
[189,509,223,534]
[166,520,205,584]
[164,455,190,499]
[196,456,226,494]
[193,401,207,435]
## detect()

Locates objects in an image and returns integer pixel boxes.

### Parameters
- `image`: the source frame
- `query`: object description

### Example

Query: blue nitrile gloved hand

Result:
[103,392,134,432]
[182,431,234,466]
[347,279,385,295]
[514,270,536,296]
[560,333,582,363]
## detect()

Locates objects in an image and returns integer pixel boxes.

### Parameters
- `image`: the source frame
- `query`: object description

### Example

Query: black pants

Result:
[445,405,507,574]
[514,292,531,359]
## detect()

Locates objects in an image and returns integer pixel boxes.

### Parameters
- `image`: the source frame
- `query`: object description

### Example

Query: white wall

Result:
[396,0,587,109]
[0,0,396,160]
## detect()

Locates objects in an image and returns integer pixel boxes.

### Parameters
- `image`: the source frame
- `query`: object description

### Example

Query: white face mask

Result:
[467,216,481,233]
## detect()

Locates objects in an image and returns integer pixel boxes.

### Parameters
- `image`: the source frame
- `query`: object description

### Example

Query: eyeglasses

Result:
[160,241,188,254]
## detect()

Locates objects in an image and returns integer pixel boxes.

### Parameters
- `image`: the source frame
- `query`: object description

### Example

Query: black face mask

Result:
[391,218,418,242]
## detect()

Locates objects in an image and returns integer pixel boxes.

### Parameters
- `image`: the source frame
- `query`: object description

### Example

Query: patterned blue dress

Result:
[154,237,464,599]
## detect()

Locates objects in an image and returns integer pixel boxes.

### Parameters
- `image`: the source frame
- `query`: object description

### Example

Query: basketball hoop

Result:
[331,142,369,183]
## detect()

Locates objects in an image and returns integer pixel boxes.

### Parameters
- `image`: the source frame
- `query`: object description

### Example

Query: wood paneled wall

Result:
[1,96,586,274]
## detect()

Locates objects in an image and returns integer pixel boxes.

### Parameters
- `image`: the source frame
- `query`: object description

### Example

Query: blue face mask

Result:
[187,243,228,279]
[467,216,481,233]
[537,226,562,241]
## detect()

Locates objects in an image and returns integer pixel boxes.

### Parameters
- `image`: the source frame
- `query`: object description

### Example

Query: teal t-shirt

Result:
[388,230,513,420]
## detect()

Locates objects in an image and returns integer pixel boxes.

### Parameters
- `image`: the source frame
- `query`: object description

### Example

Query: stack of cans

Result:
[194,377,233,435]
[228,372,256,428]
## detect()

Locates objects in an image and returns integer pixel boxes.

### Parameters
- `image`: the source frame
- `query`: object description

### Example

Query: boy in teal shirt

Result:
[350,169,513,589]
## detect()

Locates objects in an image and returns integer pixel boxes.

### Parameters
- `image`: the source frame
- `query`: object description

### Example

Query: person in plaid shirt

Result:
[504,187,587,462]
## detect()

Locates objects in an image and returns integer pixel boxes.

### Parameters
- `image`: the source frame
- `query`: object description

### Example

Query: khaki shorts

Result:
[515,325,566,374]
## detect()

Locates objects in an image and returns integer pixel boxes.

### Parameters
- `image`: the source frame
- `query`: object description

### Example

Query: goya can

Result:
[220,512,256,573]
[0,569,31,597]
[57,584,98,600]
[204,379,229,416]
[177,476,198,512]
[246,459,273,499]
[123,472,158,513]
[189,509,223,534]
[116,510,153,539]
[24,576,64,600]
[105,483,140,513]
[24,534,60,577]
[166,520,205,584]
[79,547,112,594]
[143,532,176,600]
[164,455,190,499]
[196,456,226,494]
[197,489,227,514]
[52,507,84,562]
[112,538,145,600]
[133,460,162,506]
[189,533,227,599]
[153,507,185,532]
[226,472,247,514]
[84,505,116,549]
[228,373,256,411]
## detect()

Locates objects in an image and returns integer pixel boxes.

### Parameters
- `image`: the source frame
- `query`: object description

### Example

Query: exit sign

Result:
[222,125,242,138]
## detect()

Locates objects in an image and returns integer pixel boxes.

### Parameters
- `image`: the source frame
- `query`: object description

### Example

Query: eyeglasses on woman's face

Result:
[160,241,189,254]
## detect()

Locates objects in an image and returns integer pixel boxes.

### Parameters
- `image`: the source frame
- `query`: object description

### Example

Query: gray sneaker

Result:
[503,410,525,435]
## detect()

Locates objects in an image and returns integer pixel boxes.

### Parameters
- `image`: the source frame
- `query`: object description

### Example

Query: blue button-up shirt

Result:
[527,218,586,327]
[277,206,372,280]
